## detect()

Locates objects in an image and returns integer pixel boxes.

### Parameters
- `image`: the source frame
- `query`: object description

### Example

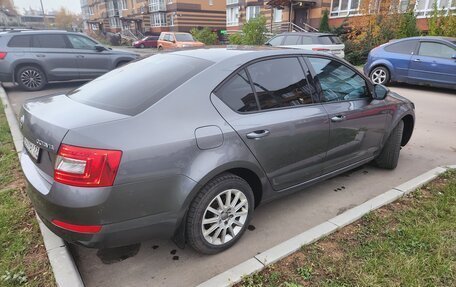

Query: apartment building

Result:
[226,0,456,33]
[81,0,226,35]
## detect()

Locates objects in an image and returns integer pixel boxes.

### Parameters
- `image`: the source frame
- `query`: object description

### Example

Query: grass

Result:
[238,170,456,287]
[0,101,55,286]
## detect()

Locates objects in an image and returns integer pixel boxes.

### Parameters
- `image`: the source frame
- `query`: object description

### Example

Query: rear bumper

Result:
[21,151,197,248]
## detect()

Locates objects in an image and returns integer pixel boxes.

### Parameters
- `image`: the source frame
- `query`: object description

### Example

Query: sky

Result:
[13,0,82,14]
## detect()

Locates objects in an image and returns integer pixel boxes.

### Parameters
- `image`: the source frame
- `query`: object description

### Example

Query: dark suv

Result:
[0,30,139,91]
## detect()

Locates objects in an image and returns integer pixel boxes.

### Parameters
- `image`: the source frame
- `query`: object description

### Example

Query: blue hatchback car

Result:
[364,36,456,89]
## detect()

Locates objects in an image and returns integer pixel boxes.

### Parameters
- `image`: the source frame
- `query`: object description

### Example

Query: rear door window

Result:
[302,36,313,44]
[283,35,301,45]
[33,34,69,48]
[8,35,32,47]
[215,70,258,112]
[247,57,314,110]
[318,36,342,45]
[69,54,213,115]
[384,40,418,54]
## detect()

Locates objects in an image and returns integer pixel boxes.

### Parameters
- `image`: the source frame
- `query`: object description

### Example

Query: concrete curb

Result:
[0,85,84,287]
[197,165,454,287]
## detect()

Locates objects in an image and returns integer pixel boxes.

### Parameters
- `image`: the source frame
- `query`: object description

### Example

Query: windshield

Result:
[68,54,213,115]
[175,34,195,42]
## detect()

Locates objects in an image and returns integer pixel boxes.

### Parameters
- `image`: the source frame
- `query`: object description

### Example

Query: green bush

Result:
[190,27,218,45]
[319,10,331,32]
[228,16,267,45]
[397,11,421,38]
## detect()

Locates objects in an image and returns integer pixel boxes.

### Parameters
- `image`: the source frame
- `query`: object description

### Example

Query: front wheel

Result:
[370,66,390,85]
[186,173,254,254]
[16,66,47,91]
[374,120,404,169]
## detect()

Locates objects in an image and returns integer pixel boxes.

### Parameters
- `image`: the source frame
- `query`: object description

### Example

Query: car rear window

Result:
[318,36,342,45]
[384,40,418,54]
[8,35,32,47]
[68,54,213,116]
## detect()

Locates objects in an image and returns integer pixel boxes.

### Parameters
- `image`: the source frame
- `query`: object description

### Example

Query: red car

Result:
[133,36,159,48]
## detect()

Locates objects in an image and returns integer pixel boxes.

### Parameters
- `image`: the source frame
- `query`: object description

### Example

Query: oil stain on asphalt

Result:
[96,243,141,264]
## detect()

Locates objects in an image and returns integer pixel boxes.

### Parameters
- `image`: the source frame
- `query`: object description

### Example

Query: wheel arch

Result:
[12,61,48,83]
[401,114,414,146]
[368,60,394,79]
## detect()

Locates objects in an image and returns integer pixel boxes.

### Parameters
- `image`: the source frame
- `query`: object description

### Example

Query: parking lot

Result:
[4,81,455,287]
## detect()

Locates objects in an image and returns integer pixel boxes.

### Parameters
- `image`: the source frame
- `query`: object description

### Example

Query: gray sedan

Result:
[20,48,415,254]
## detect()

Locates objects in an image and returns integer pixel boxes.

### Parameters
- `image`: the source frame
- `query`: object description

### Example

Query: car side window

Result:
[67,35,97,50]
[384,40,418,54]
[33,34,68,48]
[283,35,300,45]
[247,57,314,110]
[215,69,258,112]
[418,42,455,59]
[308,57,369,102]
[302,36,313,44]
[268,36,284,46]
[8,35,32,47]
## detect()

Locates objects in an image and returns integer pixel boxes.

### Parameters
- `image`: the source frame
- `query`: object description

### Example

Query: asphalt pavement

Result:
[4,81,456,287]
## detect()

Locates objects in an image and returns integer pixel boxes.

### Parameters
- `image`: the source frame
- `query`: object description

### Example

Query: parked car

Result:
[133,36,159,48]
[266,32,345,58]
[364,36,456,89]
[20,48,415,254]
[157,32,204,50]
[0,30,139,91]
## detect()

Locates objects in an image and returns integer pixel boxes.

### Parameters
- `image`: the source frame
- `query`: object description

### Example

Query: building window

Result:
[151,12,167,26]
[118,0,128,10]
[246,6,261,21]
[273,8,282,22]
[209,0,214,5]
[227,0,239,4]
[330,0,360,17]
[169,14,175,26]
[149,0,166,12]
[109,17,120,28]
[415,0,455,17]
[226,6,239,26]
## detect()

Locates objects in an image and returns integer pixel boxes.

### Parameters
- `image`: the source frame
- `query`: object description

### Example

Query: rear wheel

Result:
[140,44,145,48]
[375,120,404,169]
[16,66,47,91]
[186,173,254,254]
[370,66,390,85]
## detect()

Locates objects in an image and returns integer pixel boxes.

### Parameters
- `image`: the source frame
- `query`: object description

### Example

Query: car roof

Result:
[274,32,337,37]
[393,36,456,43]
[170,47,329,63]
[0,29,76,36]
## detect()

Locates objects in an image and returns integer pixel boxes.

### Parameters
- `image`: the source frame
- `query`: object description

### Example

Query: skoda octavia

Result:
[20,48,415,254]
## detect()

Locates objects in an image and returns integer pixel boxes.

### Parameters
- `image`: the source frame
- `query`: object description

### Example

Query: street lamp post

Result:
[39,0,47,28]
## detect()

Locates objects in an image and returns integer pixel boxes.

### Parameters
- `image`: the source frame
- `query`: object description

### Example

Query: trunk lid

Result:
[20,94,129,178]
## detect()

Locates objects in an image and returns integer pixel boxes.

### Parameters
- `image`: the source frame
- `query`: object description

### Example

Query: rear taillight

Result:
[0,52,7,59]
[312,48,330,52]
[52,219,102,234]
[54,144,122,187]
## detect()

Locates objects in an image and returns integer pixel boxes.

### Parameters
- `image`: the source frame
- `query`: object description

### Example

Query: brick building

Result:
[81,0,226,35]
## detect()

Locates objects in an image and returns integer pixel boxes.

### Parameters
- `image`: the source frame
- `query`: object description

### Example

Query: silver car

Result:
[20,48,415,254]
[0,30,139,91]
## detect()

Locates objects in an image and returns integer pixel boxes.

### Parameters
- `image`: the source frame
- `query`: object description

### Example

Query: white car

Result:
[266,32,345,59]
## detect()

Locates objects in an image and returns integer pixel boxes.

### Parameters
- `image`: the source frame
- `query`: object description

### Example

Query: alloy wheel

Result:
[201,189,249,245]
[371,68,387,84]
[20,69,43,89]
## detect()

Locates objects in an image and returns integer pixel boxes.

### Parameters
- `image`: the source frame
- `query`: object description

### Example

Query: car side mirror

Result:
[95,44,107,52]
[373,84,389,100]
[452,54,456,59]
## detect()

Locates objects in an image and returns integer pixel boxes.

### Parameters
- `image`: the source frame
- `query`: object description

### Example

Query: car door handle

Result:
[76,55,85,59]
[36,54,45,58]
[246,130,270,140]
[331,115,346,122]
[413,58,421,62]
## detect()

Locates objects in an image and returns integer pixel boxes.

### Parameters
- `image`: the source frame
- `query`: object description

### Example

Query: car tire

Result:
[186,173,254,254]
[157,46,163,51]
[370,66,390,85]
[140,44,145,48]
[374,120,404,169]
[16,66,47,91]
